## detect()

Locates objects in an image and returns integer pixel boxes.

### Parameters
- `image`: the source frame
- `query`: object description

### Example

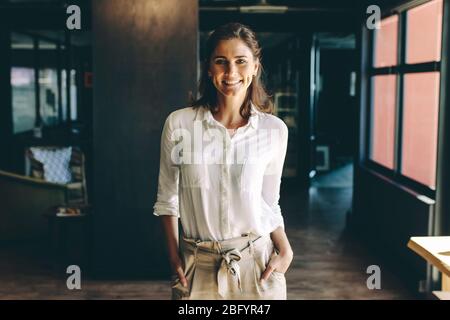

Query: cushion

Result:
[30,147,72,184]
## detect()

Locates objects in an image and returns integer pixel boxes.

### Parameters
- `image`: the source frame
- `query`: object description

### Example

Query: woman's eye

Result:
[215,60,227,65]
[236,59,247,64]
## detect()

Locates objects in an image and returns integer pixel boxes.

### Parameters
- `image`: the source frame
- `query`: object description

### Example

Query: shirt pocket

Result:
[180,163,210,189]
[240,155,264,192]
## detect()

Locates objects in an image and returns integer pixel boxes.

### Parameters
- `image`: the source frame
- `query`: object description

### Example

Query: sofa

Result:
[0,170,68,242]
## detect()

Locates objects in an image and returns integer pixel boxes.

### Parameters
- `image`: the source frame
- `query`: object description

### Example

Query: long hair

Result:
[190,22,274,118]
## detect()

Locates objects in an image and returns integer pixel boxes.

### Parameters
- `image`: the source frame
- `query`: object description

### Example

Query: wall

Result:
[92,0,198,278]
[351,166,433,290]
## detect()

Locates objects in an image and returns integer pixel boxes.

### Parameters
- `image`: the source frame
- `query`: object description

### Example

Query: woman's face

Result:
[208,38,259,98]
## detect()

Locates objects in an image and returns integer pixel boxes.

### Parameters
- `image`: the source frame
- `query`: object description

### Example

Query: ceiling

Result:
[199,0,406,10]
[2,0,407,9]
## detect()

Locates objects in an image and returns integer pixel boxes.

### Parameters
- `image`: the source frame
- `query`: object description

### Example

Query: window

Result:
[61,69,78,121]
[374,15,398,68]
[367,0,444,193]
[370,75,397,169]
[38,40,59,126]
[39,68,59,126]
[370,14,399,170]
[11,32,36,134]
[402,72,440,188]
[11,67,36,134]
[406,0,443,64]
[10,31,79,133]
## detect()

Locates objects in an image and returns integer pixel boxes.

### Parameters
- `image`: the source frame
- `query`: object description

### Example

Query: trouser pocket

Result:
[252,239,287,296]
[171,245,197,300]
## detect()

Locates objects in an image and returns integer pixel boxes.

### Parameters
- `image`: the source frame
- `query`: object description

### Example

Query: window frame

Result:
[364,0,446,199]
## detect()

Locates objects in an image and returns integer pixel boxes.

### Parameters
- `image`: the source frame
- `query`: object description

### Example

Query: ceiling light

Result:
[239,5,288,14]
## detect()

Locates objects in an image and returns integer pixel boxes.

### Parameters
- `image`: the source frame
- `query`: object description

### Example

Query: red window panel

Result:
[402,72,440,189]
[370,75,397,169]
[406,0,443,64]
[374,15,398,68]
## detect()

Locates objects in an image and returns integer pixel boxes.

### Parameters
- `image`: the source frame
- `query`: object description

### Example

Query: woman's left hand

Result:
[260,250,293,282]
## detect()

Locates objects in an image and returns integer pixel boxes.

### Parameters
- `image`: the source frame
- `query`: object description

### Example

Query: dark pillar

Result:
[0,27,12,171]
[65,31,71,123]
[92,0,198,278]
[33,37,41,127]
[297,32,313,187]
[435,0,450,236]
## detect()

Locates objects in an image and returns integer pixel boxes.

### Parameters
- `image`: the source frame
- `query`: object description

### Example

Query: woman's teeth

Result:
[223,80,242,85]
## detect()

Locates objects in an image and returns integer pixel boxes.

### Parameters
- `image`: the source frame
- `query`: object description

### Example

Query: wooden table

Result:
[407,236,450,299]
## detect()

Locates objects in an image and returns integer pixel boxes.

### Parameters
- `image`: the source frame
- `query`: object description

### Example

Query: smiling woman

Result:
[153,22,293,300]
[192,23,274,120]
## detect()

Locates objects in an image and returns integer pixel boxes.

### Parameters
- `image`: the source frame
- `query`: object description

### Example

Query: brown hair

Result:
[190,22,274,118]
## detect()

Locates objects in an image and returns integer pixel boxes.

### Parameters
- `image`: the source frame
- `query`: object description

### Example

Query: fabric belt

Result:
[182,233,263,298]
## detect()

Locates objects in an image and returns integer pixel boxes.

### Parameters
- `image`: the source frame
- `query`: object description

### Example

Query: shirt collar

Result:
[196,103,261,130]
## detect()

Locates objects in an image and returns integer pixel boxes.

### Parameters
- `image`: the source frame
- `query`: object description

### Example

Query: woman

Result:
[153,22,293,300]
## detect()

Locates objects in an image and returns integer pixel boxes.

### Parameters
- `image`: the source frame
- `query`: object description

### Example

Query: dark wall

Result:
[351,166,433,291]
[92,0,198,278]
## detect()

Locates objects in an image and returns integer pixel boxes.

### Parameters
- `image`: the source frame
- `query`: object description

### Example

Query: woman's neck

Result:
[214,94,248,129]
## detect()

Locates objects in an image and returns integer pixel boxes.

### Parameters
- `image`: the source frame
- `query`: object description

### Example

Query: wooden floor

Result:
[0,164,417,299]
[282,187,415,299]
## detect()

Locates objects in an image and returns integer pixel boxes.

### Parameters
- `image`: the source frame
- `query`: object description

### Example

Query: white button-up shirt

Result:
[153,103,288,241]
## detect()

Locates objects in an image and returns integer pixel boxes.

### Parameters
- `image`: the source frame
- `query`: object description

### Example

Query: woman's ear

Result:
[254,60,260,77]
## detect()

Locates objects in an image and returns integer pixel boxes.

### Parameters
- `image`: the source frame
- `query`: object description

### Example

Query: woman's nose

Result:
[225,63,238,76]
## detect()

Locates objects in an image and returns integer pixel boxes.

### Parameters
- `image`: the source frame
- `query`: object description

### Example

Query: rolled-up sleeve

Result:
[153,113,180,217]
[261,121,289,229]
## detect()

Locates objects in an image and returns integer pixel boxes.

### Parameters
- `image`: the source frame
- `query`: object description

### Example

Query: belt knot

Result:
[217,248,242,298]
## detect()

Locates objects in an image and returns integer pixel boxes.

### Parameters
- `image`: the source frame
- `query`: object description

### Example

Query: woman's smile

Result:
[222,79,243,88]
[223,80,242,85]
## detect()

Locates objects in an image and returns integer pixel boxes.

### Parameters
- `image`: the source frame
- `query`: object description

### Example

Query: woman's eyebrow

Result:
[213,55,248,59]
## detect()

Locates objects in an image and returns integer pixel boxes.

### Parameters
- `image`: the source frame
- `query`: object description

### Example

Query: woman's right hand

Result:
[171,255,188,288]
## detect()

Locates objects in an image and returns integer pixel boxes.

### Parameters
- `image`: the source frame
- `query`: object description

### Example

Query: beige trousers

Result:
[171,233,287,300]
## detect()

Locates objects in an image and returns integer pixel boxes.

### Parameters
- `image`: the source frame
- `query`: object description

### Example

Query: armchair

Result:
[25,146,88,205]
